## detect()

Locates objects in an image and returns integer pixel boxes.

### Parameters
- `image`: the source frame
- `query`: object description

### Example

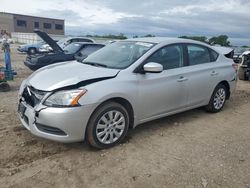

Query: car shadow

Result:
[65,107,209,151]
[128,107,206,137]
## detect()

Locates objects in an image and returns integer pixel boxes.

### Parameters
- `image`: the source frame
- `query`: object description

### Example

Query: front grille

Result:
[22,86,46,107]
[36,123,67,136]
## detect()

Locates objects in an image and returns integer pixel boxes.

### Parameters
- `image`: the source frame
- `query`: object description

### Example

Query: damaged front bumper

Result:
[18,100,95,143]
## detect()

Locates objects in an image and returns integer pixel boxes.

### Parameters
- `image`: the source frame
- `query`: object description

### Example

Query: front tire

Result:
[205,84,227,113]
[86,102,129,149]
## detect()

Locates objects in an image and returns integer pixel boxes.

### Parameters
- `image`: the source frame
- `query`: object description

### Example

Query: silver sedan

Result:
[18,37,237,149]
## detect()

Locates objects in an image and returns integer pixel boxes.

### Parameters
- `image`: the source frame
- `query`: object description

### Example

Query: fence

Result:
[11,32,65,44]
[10,32,116,44]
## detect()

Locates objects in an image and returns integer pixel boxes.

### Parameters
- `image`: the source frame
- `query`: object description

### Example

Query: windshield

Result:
[63,43,82,54]
[82,41,155,69]
[57,38,68,47]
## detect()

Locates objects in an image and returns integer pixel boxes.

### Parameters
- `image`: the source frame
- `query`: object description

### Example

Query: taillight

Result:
[232,63,238,72]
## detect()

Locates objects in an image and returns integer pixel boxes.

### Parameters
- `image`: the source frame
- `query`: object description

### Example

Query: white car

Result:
[18,37,237,149]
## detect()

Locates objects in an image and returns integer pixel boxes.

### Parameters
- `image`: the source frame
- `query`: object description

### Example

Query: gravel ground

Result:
[0,45,250,188]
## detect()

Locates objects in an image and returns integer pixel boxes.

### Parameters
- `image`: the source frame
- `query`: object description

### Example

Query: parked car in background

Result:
[242,50,250,56]
[24,30,103,70]
[18,37,237,149]
[233,47,246,63]
[17,41,46,54]
[74,44,105,62]
[58,37,95,48]
[25,42,104,71]
[238,52,250,80]
[39,36,95,52]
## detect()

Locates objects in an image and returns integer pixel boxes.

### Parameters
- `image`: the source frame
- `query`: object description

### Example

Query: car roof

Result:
[126,37,209,45]
[126,37,223,54]
[64,37,95,42]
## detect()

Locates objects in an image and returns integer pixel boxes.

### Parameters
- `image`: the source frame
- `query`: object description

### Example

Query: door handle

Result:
[211,71,218,76]
[177,76,188,82]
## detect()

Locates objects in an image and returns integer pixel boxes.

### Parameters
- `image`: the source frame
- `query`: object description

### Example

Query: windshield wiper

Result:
[83,62,108,68]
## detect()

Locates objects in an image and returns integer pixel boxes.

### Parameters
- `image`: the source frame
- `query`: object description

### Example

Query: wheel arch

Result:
[88,97,135,130]
[218,80,230,99]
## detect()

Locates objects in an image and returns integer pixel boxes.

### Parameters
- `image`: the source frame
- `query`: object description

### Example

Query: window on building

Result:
[34,22,39,28]
[55,24,63,30]
[43,23,52,29]
[17,20,27,27]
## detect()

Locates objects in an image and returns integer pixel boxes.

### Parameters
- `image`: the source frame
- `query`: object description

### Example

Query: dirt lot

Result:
[0,45,250,188]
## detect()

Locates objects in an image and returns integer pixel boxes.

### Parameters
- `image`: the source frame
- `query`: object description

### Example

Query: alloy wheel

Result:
[96,110,126,144]
[213,88,226,110]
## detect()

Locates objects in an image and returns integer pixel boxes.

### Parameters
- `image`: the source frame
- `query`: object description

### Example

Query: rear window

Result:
[209,49,219,61]
[64,43,82,54]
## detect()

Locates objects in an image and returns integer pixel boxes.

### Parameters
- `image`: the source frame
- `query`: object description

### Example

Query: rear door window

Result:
[187,45,211,66]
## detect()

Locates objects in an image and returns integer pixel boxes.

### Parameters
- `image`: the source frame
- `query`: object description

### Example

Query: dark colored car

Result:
[17,41,46,54]
[24,30,104,71]
[74,44,105,62]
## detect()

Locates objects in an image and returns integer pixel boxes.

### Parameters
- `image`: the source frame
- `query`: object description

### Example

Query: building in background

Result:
[0,12,64,43]
[0,12,64,35]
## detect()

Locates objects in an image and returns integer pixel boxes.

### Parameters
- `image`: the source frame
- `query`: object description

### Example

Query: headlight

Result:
[43,89,87,107]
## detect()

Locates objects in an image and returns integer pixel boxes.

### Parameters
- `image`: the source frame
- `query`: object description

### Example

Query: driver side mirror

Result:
[143,62,163,73]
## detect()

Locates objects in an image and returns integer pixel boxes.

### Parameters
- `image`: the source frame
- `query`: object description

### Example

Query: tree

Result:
[241,45,250,48]
[208,35,231,46]
[142,34,155,37]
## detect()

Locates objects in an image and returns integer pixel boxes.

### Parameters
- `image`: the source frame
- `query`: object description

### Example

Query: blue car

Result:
[17,41,46,54]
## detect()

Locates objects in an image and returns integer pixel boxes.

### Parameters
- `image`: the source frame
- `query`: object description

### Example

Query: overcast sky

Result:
[1,0,250,45]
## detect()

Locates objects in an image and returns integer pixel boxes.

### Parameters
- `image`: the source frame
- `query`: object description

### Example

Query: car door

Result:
[184,44,220,107]
[137,44,189,122]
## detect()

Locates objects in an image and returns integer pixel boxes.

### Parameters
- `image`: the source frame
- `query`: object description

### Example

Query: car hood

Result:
[34,30,63,53]
[27,61,120,91]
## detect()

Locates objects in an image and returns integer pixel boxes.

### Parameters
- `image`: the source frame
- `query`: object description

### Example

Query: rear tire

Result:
[86,102,129,149]
[205,84,227,113]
